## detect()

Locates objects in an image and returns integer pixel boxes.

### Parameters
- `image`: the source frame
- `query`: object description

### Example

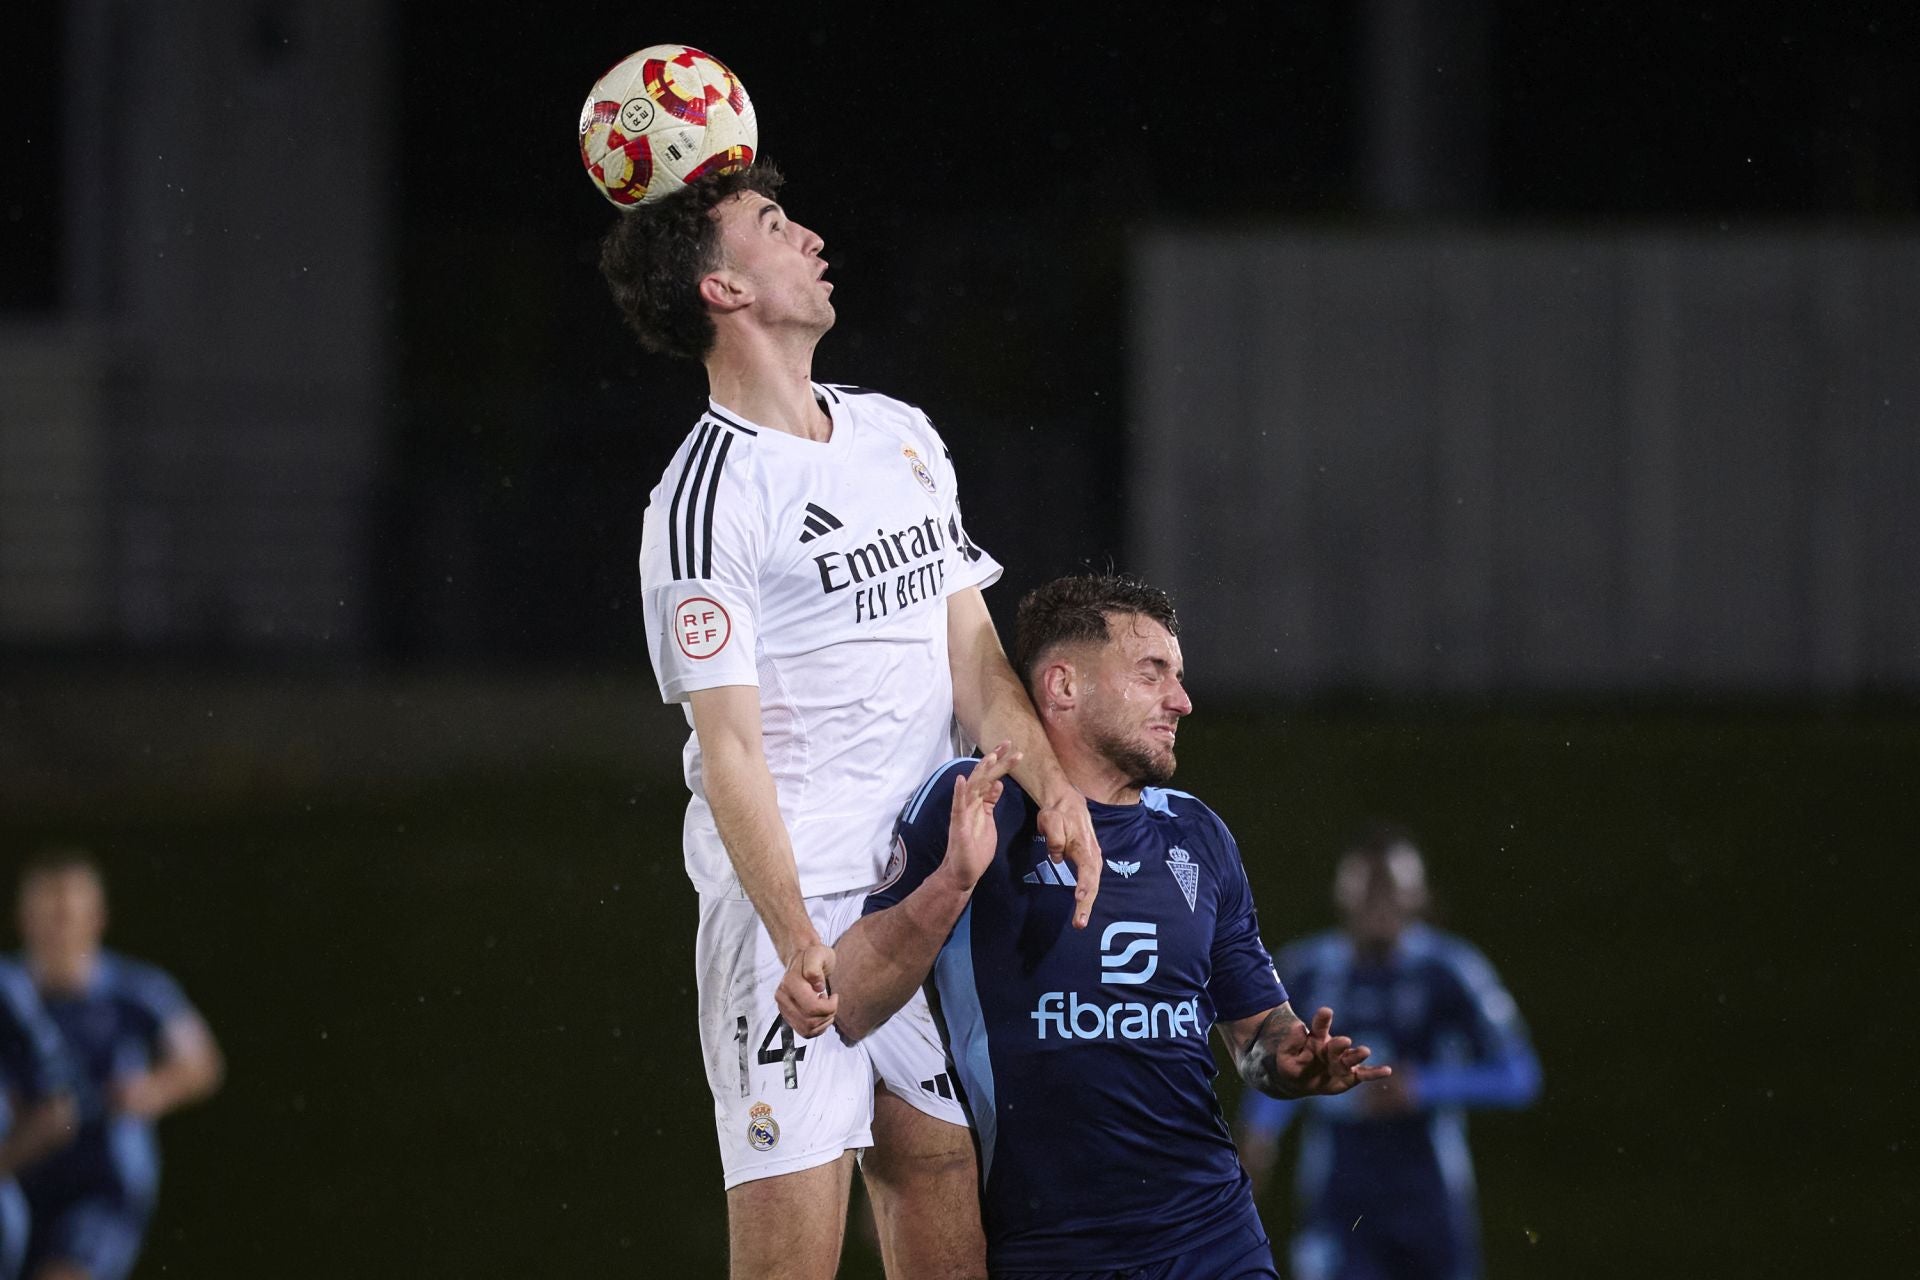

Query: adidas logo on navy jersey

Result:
[798,503,844,544]
[1022,858,1077,887]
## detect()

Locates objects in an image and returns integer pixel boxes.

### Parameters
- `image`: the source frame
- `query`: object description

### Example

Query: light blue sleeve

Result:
[119,958,196,1034]
[1418,939,1541,1109]
[1236,1088,1301,1145]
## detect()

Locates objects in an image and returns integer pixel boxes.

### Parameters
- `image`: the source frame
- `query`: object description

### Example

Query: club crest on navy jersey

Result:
[1166,847,1199,911]
[746,1100,780,1151]
[902,445,937,495]
[875,835,908,893]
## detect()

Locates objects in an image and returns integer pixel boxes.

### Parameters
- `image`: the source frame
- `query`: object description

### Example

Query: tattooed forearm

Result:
[1238,1003,1306,1098]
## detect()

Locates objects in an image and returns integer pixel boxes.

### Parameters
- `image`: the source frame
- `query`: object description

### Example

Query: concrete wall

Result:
[1129,230,1920,694]
[1,0,391,650]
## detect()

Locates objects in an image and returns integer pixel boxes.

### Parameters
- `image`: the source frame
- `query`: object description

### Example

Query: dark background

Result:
[4,3,1918,1276]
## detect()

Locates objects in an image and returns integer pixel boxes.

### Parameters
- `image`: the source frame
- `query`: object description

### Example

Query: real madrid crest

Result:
[902,446,937,495]
[747,1101,780,1152]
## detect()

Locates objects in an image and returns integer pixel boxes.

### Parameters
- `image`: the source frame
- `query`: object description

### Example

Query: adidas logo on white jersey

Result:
[797,502,844,544]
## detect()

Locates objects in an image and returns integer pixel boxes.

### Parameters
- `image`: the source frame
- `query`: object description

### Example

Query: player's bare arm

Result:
[0,1092,76,1175]
[689,685,838,1032]
[112,1014,225,1119]
[828,743,1018,1043]
[946,586,1102,929]
[1220,1003,1392,1100]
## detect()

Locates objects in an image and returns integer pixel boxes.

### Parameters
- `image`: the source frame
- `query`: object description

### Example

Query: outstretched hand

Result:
[1277,1006,1392,1097]
[940,741,1020,890]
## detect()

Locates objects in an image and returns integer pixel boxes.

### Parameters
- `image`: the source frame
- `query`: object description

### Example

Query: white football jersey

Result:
[639,382,1003,899]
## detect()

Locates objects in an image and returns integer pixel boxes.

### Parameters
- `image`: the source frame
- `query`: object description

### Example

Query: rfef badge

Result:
[747,1101,780,1152]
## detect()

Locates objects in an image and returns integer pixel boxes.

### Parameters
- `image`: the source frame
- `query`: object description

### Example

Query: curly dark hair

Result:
[598,161,787,361]
[1012,574,1181,693]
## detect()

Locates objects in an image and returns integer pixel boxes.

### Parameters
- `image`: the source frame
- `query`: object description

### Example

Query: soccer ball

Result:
[578,44,757,207]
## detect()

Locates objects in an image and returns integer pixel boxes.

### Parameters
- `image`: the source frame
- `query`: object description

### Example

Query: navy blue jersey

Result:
[0,959,75,1140]
[1238,927,1540,1280]
[867,761,1288,1272]
[0,956,76,1279]
[16,951,195,1212]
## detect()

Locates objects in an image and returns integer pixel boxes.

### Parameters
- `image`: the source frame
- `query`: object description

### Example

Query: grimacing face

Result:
[709,192,834,333]
[1077,612,1193,789]
[19,865,107,956]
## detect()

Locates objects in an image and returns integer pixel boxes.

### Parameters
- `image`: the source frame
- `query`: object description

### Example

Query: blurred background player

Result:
[13,850,223,1280]
[0,958,76,1280]
[1236,827,1541,1280]
[603,164,1099,1280]
[829,575,1390,1280]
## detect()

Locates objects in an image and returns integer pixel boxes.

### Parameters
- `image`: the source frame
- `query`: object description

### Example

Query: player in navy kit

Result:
[1236,828,1541,1280]
[14,851,223,1280]
[0,960,77,1280]
[820,575,1391,1279]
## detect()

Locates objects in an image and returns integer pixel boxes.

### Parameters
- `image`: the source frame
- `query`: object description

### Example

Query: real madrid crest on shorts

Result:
[1166,847,1200,911]
[746,1101,780,1152]
[902,446,937,495]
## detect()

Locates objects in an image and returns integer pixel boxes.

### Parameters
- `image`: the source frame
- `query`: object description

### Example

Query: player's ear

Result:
[1039,660,1077,715]
[698,268,751,313]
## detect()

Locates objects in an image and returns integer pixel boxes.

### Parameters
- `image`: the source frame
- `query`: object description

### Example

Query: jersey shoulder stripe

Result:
[1278,929,1350,979]
[824,383,931,420]
[664,423,712,580]
[1405,926,1504,995]
[704,405,759,436]
[697,431,738,578]
[1140,787,1231,839]
[665,417,753,580]
[902,756,977,824]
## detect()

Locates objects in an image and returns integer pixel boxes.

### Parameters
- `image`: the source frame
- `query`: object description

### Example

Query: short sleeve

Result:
[920,418,1002,597]
[1206,820,1288,1023]
[864,758,975,915]
[1417,938,1542,1109]
[640,430,764,703]
[124,961,195,1029]
[1441,939,1531,1058]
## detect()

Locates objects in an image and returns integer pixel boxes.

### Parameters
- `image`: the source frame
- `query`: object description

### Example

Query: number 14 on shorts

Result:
[735,1014,806,1093]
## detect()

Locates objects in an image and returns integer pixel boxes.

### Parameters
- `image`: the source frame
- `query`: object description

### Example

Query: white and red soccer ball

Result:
[578,44,758,207]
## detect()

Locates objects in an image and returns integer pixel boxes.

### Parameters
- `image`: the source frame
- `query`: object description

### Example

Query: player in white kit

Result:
[601,162,1101,1280]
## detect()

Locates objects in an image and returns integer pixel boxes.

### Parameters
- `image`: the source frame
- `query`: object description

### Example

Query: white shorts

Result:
[695,887,969,1189]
